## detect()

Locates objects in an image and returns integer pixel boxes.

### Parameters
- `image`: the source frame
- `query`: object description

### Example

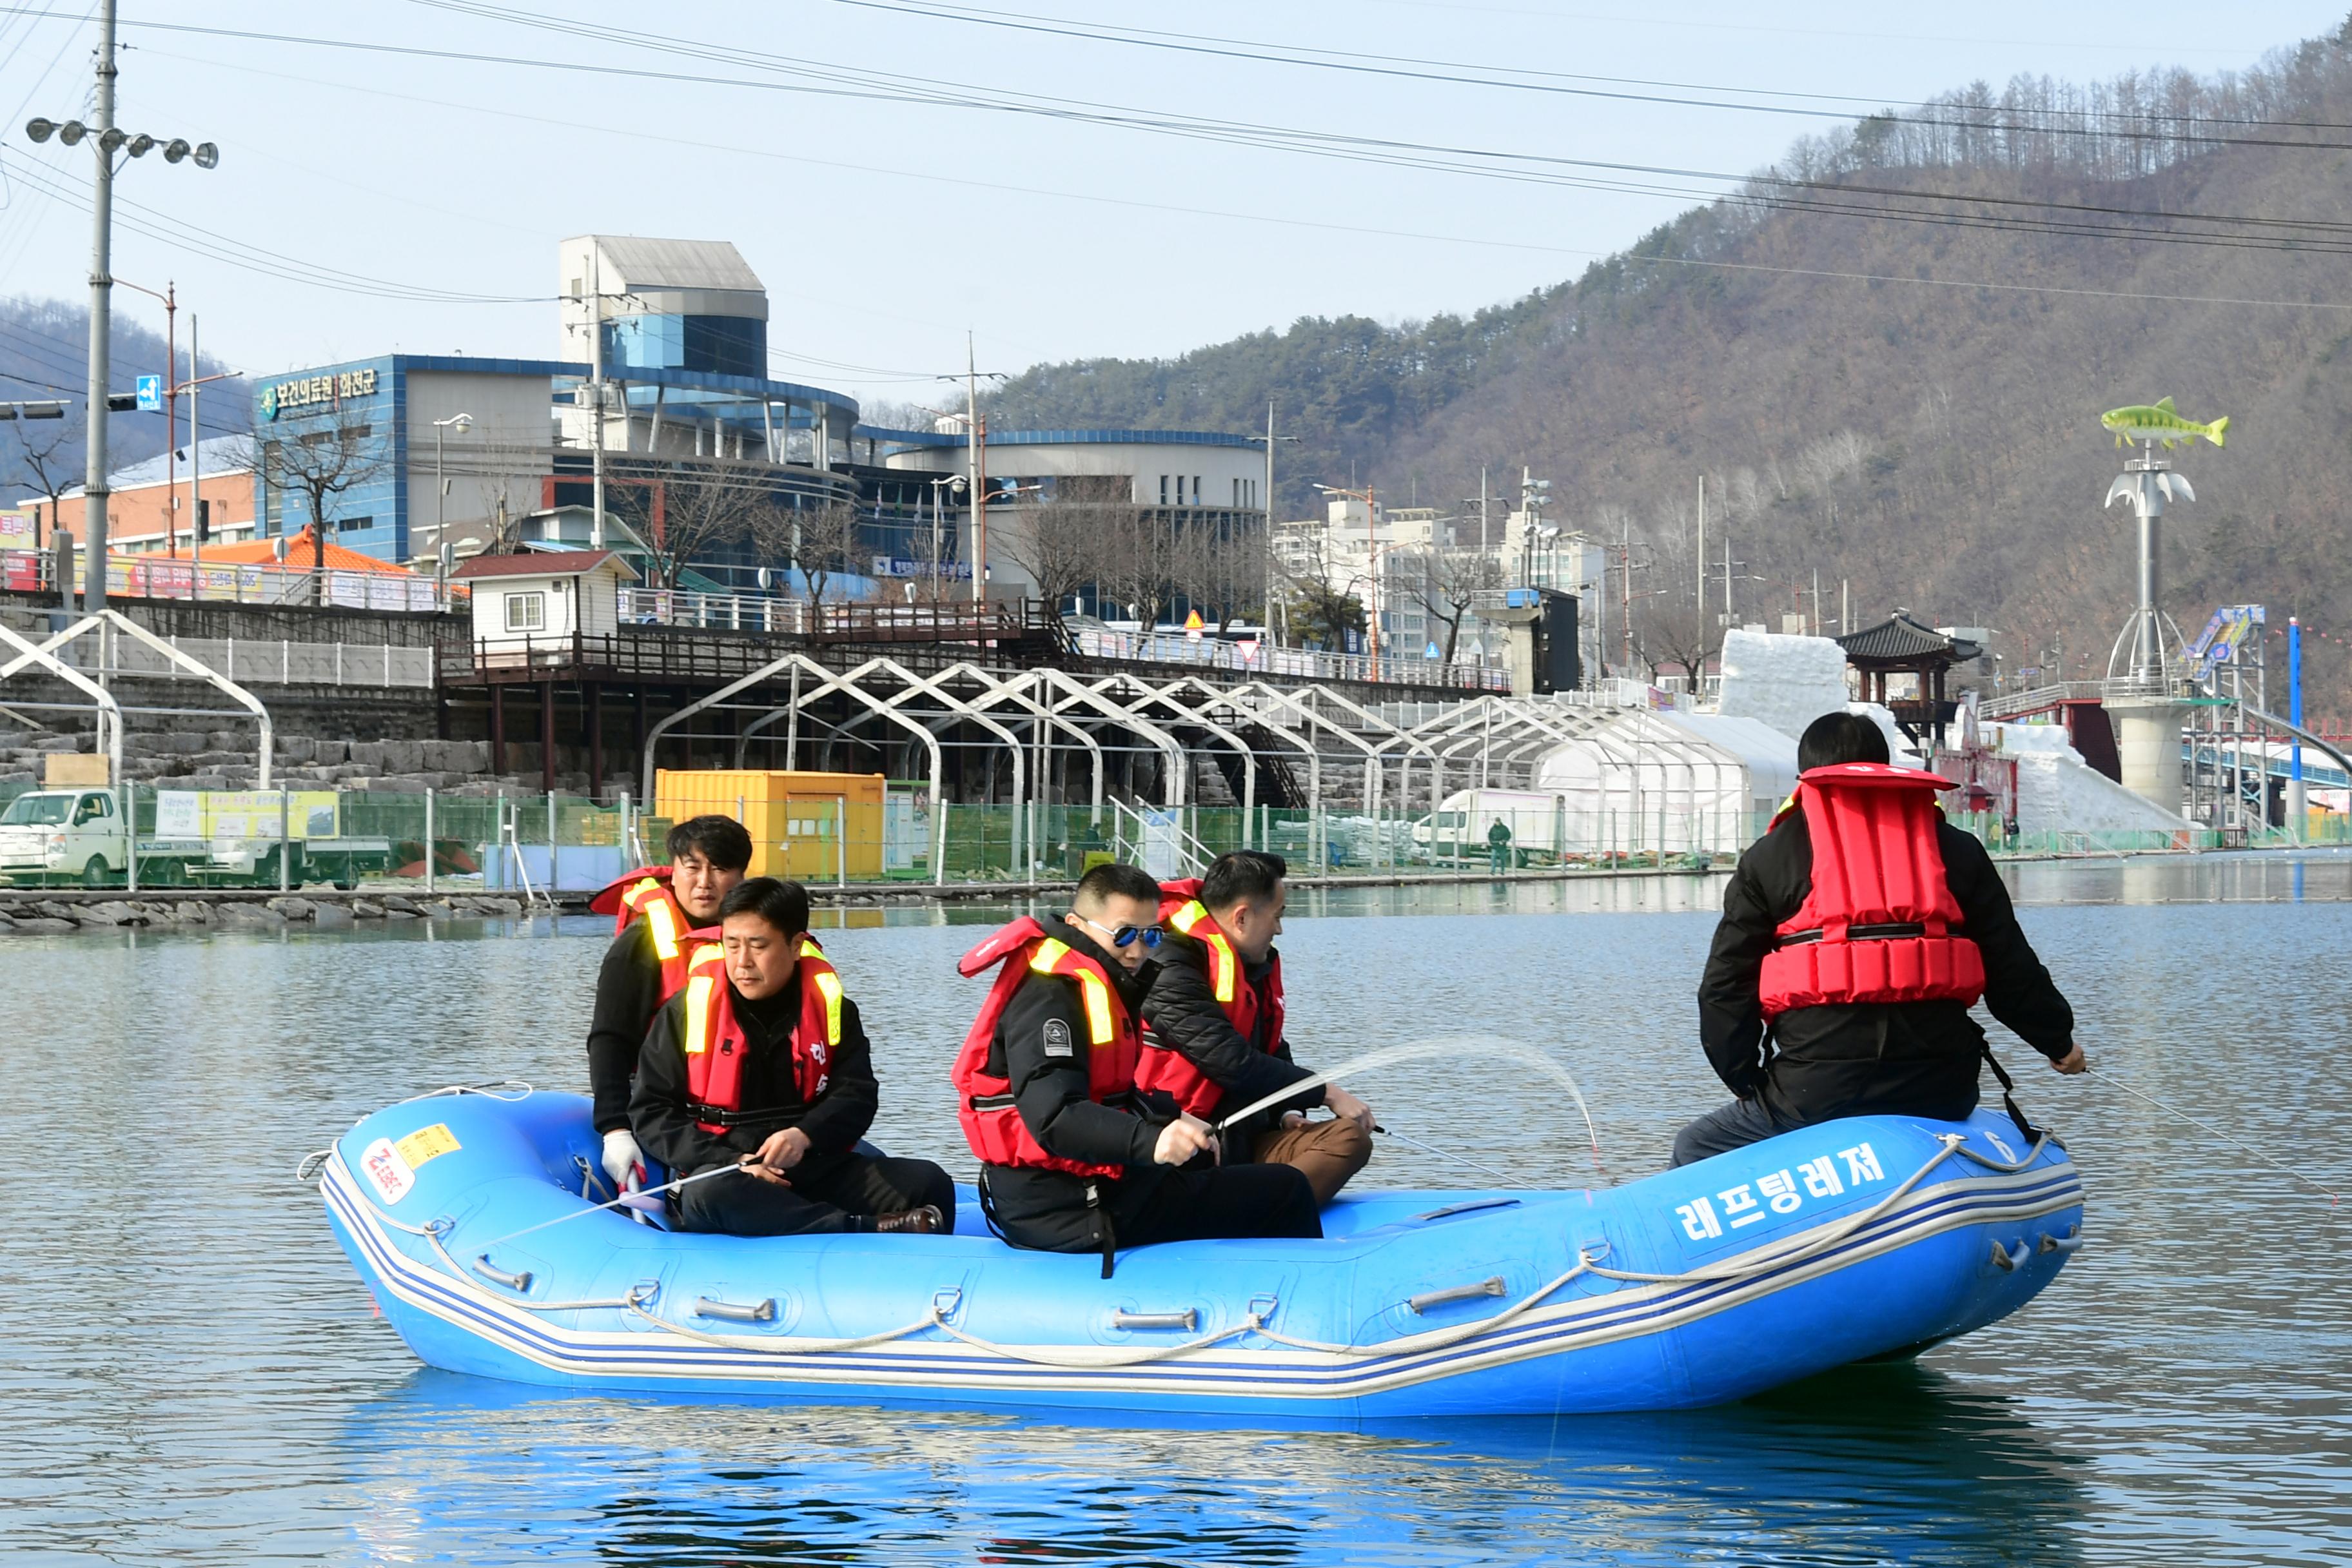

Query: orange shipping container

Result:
[653,769,885,882]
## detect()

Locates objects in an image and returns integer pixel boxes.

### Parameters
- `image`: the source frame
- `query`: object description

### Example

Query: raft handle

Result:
[470,1255,533,1293]
[1112,1309,1198,1331]
[1409,1277,1507,1315]
[694,1295,777,1324]
[2037,1227,2082,1256]
[1412,1198,1522,1224]
[1988,1239,2032,1273]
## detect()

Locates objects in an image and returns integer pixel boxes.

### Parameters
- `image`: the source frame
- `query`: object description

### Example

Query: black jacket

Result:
[985,923,1171,1174]
[1697,812,2075,1124]
[629,970,880,1179]
[1139,931,1323,1139]
[585,919,669,1135]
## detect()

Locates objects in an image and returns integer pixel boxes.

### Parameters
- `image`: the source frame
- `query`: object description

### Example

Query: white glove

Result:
[601,1128,645,1195]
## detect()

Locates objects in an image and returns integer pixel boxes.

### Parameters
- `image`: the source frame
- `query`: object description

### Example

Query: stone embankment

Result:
[0,890,529,934]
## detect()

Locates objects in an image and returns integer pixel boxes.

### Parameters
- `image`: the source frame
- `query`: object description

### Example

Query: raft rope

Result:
[329,1129,2066,1371]
[2086,1067,2341,1204]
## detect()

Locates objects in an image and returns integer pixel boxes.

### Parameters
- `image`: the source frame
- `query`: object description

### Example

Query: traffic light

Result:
[104,392,139,412]
[195,499,210,544]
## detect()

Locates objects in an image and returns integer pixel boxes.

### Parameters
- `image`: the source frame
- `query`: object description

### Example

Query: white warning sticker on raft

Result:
[360,1137,416,1206]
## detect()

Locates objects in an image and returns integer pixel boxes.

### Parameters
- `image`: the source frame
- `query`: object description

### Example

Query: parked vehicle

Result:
[1412,789,1572,867]
[0,787,395,888]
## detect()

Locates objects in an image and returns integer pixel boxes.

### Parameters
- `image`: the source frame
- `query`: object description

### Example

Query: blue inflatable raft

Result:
[316,1088,2082,1416]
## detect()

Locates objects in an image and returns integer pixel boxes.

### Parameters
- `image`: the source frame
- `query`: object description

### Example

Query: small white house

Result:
[452,549,638,652]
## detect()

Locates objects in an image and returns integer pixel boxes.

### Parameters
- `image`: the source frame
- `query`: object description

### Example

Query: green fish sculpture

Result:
[2101,397,2229,448]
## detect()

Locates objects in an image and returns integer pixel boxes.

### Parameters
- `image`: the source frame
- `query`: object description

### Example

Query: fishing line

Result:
[1376,1126,1536,1190]
[473,1159,762,1250]
[2087,1067,2340,1204]
[1213,1037,1609,1182]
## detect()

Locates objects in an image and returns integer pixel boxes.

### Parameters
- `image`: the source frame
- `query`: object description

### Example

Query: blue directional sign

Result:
[135,375,162,413]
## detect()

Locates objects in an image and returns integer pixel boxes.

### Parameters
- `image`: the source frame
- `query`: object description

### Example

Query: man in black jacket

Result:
[977,862,1322,1259]
[1676,712,2084,1167]
[631,877,954,1235]
[587,816,751,1198]
[1141,850,1375,1204]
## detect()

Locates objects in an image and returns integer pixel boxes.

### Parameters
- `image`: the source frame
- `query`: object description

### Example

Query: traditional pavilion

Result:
[1838,611,1982,747]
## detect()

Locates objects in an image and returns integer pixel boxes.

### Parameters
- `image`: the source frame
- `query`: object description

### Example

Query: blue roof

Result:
[862,426,1260,451]
[78,433,258,496]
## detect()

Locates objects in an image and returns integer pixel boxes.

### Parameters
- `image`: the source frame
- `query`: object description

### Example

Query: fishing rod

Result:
[1211,1036,1609,1182]
[2087,1067,2340,1204]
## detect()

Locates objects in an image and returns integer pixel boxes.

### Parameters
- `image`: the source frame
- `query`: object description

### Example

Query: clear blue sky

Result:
[0,1,2340,414]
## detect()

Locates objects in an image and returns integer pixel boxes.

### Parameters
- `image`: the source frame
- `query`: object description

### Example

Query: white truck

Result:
[1412,789,1571,868]
[0,787,396,889]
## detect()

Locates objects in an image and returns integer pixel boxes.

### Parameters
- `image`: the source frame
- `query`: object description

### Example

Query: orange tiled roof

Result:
[201,525,415,576]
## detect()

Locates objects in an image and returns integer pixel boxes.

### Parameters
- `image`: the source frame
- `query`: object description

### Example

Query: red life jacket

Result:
[951,916,1142,1181]
[677,937,846,1135]
[1757,763,1988,1018]
[591,868,710,1000]
[1135,881,1287,1119]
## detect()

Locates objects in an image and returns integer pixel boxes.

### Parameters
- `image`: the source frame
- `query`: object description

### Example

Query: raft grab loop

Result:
[1410,1277,1508,1314]
[1111,1309,1199,1331]
[694,1295,778,1324]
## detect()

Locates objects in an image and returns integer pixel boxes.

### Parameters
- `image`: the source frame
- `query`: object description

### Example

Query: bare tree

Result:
[6,402,83,548]
[750,496,866,610]
[1004,478,1121,613]
[264,415,387,597]
[1415,545,1504,661]
[641,457,763,589]
[1096,507,1180,630]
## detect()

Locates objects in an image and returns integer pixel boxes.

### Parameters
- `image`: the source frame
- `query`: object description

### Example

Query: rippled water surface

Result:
[5,854,2349,1565]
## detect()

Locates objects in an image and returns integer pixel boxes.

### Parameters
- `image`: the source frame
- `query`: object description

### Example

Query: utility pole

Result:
[1696,474,1705,627]
[189,313,201,574]
[81,0,119,611]
[1264,400,1278,644]
[589,241,605,549]
[1812,567,1821,636]
[966,333,984,604]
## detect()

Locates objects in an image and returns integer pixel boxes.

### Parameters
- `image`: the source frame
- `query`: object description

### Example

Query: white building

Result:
[877,427,1266,603]
[451,549,638,654]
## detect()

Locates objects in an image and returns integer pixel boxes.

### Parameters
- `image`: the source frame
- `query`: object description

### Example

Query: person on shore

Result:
[952,861,1322,1274]
[1487,817,1513,873]
[585,816,752,1202]
[631,876,953,1235]
[1674,711,2084,1167]
[1139,851,1375,1205]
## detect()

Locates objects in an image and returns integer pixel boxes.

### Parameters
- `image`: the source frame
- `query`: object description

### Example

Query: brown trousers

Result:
[1250,1115,1373,1206]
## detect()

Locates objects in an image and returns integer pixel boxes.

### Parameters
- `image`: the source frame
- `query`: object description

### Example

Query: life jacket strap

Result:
[1774,921,1946,948]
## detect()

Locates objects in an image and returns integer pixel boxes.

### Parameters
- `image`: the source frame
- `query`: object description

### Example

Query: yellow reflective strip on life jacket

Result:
[1170,901,1206,934]
[1204,934,1237,1004]
[681,973,714,1055]
[809,966,844,1046]
[1073,970,1115,1045]
[644,896,680,962]
[1031,938,1071,975]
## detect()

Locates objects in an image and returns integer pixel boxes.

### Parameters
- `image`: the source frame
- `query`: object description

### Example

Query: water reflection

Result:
[340,1364,2085,1567]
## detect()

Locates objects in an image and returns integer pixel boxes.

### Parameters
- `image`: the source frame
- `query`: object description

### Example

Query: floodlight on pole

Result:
[21,1,219,612]
[433,412,475,569]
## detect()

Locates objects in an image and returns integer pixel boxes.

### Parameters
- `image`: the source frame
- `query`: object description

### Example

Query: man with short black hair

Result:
[631,876,954,1235]
[585,816,754,1199]
[1675,710,2084,1166]
[1141,850,1375,1204]
[952,861,1321,1271]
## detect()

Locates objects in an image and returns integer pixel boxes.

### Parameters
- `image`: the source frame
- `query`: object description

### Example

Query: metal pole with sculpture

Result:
[2096,398,2228,818]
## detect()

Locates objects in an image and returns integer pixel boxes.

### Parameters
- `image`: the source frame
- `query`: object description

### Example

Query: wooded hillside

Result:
[987,20,2352,705]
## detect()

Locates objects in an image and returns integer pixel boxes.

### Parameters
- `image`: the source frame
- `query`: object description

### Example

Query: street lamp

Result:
[25,3,219,612]
[926,474,966,602]
[1243,405,1300,645]
[433,412,475,573]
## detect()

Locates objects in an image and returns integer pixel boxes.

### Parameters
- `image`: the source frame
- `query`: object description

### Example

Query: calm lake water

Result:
[5,853,2349,1565]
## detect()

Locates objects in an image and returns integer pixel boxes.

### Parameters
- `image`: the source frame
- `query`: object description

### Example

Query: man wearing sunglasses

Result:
[1139,850,1375,1205]
[952,861,1322,1274]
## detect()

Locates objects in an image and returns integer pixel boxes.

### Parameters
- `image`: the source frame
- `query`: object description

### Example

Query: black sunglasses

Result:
[1078,914,1162,950]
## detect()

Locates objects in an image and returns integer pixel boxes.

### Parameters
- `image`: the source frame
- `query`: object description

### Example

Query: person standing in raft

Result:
[953,861,1322,1273]
[1675,711,2084,1167]
[585,815,752,1202]
[632,876,954,1234]
[1140,850,1376,1205]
